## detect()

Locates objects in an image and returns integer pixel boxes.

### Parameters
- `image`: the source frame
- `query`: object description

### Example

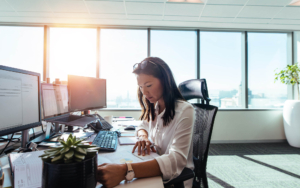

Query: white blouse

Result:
[136,100,195,188]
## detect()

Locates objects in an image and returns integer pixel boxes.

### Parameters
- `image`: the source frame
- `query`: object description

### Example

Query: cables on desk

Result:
[0,133,15,155]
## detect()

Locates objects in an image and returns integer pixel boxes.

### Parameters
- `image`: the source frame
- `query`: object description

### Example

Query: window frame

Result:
[0,24,293,111]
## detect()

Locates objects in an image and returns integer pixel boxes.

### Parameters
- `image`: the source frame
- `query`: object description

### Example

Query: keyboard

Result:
[92,131,118,152]
[54,115,83,122]
[100,120,113,130]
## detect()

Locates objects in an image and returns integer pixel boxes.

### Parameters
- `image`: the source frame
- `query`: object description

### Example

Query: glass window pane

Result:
[49,28,97,82]
[200,31,242,108]
[0,26,44,80]
[100,29,147,109]
[248,33,288,109]
[151,30,197,85]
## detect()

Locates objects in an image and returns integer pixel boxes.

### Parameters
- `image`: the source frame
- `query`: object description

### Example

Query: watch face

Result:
[126,171,135,181]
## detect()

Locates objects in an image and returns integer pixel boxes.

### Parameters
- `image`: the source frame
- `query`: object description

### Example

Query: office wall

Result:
[97,110,286,143]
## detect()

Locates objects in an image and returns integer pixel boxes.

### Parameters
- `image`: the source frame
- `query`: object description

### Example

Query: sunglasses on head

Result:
[133,60,157,71]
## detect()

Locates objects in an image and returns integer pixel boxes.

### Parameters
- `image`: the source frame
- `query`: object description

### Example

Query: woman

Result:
[97,57,195,188]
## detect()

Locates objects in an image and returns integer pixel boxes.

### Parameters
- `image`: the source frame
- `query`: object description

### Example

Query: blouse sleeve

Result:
[135,120,149,136]
[155,105,195,181]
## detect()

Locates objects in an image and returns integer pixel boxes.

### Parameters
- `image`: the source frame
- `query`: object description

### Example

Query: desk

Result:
[0,127,164,188]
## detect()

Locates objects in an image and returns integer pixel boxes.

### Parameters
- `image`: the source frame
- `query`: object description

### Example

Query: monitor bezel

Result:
[0,65,42,136]
[68,75,107,112]
[41,83,70,120]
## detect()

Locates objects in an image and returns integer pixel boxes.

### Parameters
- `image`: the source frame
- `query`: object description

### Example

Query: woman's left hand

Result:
[97,163,127,188]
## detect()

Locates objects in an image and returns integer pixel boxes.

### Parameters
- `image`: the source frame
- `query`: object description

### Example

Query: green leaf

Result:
[74,153,85,160]
[65,149,74,160]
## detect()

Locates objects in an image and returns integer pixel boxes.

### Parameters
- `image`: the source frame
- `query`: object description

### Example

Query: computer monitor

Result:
[0,65,41,136]
[41,83,69,120]
[68,75,106,112]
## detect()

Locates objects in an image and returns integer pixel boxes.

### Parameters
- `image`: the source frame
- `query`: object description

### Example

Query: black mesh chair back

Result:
[179,79,218,188]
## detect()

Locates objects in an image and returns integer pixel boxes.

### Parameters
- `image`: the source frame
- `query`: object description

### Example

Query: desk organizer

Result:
[42,155,97,188]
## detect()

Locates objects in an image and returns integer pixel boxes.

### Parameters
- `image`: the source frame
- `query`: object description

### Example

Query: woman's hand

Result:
[132,130,156,156]
[97,163,127,188]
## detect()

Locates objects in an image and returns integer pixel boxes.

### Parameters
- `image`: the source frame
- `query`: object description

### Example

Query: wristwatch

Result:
[125,162,135,181]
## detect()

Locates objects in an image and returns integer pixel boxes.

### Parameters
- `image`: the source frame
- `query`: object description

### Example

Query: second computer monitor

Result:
[68,75,106,112]
[41,83,69,120]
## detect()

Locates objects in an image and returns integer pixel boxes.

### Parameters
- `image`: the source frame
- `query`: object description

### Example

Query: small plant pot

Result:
[42,155,97,188]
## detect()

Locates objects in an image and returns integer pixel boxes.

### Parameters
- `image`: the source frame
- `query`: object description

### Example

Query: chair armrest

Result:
[164,168,194,186]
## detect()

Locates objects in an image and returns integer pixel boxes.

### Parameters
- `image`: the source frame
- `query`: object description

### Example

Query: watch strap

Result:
[126,162,133,171]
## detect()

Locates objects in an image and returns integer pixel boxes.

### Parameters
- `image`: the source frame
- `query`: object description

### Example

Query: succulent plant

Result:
[39,134,99,164]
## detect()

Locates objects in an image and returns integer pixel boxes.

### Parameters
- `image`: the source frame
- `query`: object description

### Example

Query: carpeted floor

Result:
[206,142,300,188]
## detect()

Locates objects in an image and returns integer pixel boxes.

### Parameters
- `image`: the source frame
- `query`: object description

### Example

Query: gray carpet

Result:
[206,143,300,188]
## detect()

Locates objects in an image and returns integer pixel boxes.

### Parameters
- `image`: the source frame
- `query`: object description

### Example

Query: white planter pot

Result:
[283,100,300,148]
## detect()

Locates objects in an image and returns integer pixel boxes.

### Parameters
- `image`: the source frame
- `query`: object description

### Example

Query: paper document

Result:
[9,151,44,172]
[14,163,42,188]
[9,151,44,188]
[118,137,137,145]
[132,151,160,161]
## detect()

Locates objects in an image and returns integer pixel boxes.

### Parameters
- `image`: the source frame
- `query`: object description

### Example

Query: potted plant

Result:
[275,63,300,148]
[39,134,99,188]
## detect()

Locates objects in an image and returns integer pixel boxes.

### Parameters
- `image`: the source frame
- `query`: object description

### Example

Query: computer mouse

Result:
[124,125,135,130]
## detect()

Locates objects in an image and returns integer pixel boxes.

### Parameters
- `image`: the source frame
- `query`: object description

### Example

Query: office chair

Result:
[165,79,218,188]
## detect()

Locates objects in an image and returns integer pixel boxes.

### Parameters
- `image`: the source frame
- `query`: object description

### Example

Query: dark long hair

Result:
[133,57,185,126]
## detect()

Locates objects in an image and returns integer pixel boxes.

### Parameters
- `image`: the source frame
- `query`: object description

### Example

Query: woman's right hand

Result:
[132,130,156,156]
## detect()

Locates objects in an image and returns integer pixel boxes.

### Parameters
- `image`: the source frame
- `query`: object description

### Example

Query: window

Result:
[0,26,44,80]
[200,31,243,108]
[151,30,197,85]
[100,29,147,109]
[248,33,288,109]
[49,28,97,82]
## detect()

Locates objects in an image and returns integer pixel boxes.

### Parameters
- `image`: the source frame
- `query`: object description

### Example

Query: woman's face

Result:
[137,73,163,104]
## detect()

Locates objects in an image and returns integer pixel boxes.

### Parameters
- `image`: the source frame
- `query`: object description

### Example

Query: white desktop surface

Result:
[0,121,163,188]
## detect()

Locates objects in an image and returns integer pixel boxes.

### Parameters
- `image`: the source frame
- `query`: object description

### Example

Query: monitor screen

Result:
[0,65,41,136]
[68,75,106,112]
[41,84,69,119]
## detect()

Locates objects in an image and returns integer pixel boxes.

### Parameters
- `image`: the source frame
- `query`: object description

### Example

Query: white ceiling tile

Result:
[0,12,17,16]
[164,15,199,21]
[47,0,87,13]
[274,7,300,19]
[164,3,203,16]
[18,12,53,17]
[86,1,125,14]
[52,13,91,18]
[238,6,282,18]
[127,15,162,20]
[234,18,271,23]
[199,17,234,22]
[271,18,300,24]
[126,0,164,2]
[207,0,247,5]
[7,0,52,12]
[0,0,14,11]
[126,2,164,15]
[247,0,292,6]
[201,5,242,17]
[91,13,126,19]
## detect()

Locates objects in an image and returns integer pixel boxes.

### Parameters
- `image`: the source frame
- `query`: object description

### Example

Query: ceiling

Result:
[0,0,300,31]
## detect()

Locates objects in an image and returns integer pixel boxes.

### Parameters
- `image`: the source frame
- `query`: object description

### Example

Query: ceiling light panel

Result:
[289,0,300,5]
